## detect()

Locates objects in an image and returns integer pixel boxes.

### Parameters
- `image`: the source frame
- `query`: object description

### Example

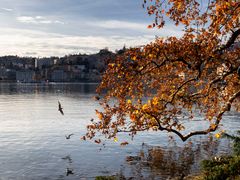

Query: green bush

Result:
[201,155,240,180]
[200,130,240,180]
[95,176,117,180]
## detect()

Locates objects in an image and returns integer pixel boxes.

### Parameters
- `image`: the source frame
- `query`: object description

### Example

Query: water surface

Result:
[0,83,239,179]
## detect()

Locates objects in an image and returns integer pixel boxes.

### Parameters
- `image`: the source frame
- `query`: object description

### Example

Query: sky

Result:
[0,0,183,57]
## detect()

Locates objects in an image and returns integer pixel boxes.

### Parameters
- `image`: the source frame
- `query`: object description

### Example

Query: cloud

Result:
[92,20,145,30]
[16,16,64,25]
[25,52,38,56]
[88,19,183,37]
[54,20,65,25]
[0,28,155,57]
[1,8,13,12]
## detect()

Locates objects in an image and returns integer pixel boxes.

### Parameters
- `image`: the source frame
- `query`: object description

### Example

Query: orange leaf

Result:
[147,25,153,29]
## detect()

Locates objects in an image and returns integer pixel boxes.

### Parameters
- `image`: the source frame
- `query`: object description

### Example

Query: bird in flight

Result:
[65,134,74,139]
[58,101,64,115]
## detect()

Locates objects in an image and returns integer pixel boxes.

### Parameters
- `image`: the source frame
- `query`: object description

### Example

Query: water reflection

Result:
[0,82,98,95]
[62,155,73,164]
[124,137,230,179]
[0,83,238,179]
[62,155,74,177]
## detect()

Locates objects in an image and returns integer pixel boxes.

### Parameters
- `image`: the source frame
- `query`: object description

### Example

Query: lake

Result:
[0,83,239,179]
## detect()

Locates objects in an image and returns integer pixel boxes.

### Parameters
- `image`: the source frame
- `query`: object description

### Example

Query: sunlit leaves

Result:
[215,133,221,139]
[84,0,240,142]
[96,110,104,120]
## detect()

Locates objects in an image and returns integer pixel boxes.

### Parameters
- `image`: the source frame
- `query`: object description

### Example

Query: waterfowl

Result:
[66,168,74,176]
[65,134,74,139]
[58,101,64,115]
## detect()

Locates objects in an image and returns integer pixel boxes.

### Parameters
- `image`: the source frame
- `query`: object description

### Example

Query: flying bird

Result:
[65,134,74,139]
[58,101,64,115]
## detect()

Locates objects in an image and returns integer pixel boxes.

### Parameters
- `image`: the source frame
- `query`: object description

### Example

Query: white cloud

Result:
[92,20,146,30]
[0,18,183,57]
[54,20,65,25]
[1,8,13,12]
[17,16,64,25]
[89,20,183,37]
[17,16,36,23]
[0,28,155,57]
[35,16,44,19]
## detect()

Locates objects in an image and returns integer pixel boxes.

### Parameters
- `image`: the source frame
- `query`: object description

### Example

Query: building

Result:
[37,58,54,69]
[16,70,36,83]
[51,70,68,82]
[0,68,7,80]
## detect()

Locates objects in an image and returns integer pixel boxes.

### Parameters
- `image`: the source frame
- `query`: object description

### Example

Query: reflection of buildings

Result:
[16,70,36,83]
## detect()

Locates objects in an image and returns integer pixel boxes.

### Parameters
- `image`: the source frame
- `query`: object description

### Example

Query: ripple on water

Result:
[0,83,239,179]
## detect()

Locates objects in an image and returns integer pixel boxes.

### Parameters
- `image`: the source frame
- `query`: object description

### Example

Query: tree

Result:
[84,0,240,142]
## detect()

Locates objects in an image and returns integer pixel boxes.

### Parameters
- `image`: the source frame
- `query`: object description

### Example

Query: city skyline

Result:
[0,0,182,57]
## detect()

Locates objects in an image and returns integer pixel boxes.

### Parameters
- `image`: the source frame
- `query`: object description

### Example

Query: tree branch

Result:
[154,89,240,141]
[163,77,197,108]
[217,28,240,52]
[189,68,237,100]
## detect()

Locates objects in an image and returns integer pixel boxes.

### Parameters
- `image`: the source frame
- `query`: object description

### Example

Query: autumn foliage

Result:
[85,0,240,142]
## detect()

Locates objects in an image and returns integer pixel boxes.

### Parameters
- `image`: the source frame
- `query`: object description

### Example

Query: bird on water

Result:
[58,101,64,115]
[66,168,74,176]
